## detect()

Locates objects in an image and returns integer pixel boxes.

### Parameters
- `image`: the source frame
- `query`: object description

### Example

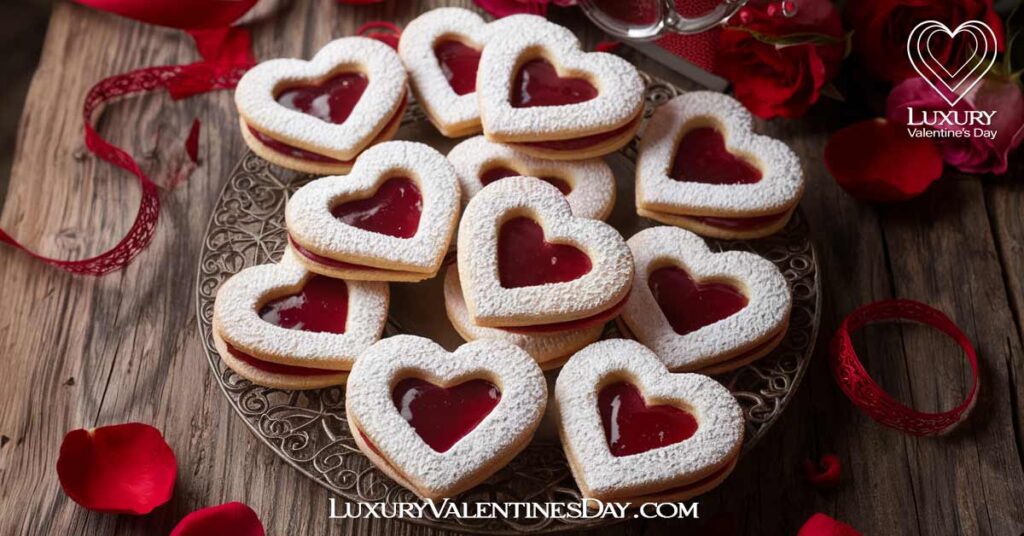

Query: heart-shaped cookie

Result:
[235,36,408,174]
[457,177,633,328]
[476,21,644,159]
[443,266,602,370]
[447,135,616,221]
[286,141,461,282]
[399,10,566,137]
[620,226,790,373]
[212,250,388,390]
[346,335,547,499]
[636,92,804,239]
[554,339,744,502]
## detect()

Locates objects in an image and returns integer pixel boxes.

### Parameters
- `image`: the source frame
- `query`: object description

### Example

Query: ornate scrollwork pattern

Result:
[195,76,819,533]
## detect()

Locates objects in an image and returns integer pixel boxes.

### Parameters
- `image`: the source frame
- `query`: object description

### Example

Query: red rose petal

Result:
[171,502,265,536]
[798,513,861,536]
[56,423,177,515]
[824,119,944,203]
[803,453,842,489]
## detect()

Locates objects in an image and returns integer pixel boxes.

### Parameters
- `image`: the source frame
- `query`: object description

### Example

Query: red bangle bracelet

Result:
[829,299,979,436]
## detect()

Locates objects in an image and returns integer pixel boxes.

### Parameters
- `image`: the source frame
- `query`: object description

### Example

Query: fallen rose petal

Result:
[804,453,842,488]
[824,119,944,203]
[798,513,862,536]
[56,423,177,515]
[171,502,265,536]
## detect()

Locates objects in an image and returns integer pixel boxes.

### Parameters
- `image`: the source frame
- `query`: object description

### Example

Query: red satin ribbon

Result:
[0,12,253,275]
[830,299,979,436]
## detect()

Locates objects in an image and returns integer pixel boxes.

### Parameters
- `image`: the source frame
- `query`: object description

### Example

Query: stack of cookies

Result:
[214,7,808,506]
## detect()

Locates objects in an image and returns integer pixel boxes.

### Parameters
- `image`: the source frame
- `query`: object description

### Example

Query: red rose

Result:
[715,0,845,119]
[847,0,1004,85]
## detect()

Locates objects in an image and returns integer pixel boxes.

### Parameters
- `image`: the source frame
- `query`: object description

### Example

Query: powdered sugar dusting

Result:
[346,335,547,498]
[554,339,744,499]
[236,37,407,160]
[636,92,804,215]
[477,22,644,141]
[457,177,633,326]
[399,10,556,136]
[621,226,791,371]
[286,141,461,274]
[447,135,615,220]
[443,266,601,367]
[213,249,388,368]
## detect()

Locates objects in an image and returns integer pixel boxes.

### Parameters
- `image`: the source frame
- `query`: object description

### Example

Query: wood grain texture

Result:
[1,1,1022,535]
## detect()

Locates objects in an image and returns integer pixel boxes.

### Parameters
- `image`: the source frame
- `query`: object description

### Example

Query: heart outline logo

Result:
[906,20,998,107]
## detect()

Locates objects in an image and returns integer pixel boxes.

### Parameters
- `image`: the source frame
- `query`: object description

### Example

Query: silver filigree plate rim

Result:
[195,73,820,534]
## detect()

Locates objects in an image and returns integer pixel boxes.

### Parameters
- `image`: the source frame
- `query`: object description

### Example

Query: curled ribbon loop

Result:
[829,299,979,436]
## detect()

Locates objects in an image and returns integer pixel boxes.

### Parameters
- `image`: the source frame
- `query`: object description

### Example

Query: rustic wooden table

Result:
[1,1,1023,534]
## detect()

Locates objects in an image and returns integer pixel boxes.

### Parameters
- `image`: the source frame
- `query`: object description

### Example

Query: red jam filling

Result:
[690,212,788,231]
[434,39,481,96]
[392,378,501,453]
[258,275,349,334]
[498,217,591,288]
[225,343,339,376]
[332,177,422,239]
[649,266,748,336]
[599,382,698,457]
[672,127,762,185]
[277,72,368,124]
[498,294,627,334]
[247,95,407,164]
[479,166,572,195]
[513,115,639,152]
[511,58,598,108]
[288,236,413,274]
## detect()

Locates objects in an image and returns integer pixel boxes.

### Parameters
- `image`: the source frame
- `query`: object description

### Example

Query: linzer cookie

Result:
[476,20,644,160]
[554,339,744,503]
[346,335,547,499]
[620,226,791,374]
[457,177,633,331]
[285,141,460,282]
[212,250,388,390]
[235,37,408,175]
[399,10,565,137]
[443,266,602,371]
[447,135,616,221]
[636,92,804,239]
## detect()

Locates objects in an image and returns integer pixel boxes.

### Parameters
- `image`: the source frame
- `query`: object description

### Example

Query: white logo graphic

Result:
[906,20,998,107]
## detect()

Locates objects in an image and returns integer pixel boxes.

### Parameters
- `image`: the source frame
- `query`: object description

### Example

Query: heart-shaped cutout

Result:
[400,10,560,137]
[621,226,790,373]
[511,58,597,108]
[212,249,388,389]
[457,177,633,328]
[258,274,350,334]
[331,177,423,239]
[477,23,644,144]
[599,381,698,457]
[498,217,592,288]
[277,72,368,124]
[671,127,762,185]
[392,377,501,452]
[636,92,804,238]
[236,36,407,161]
[555,339,743,501]
[648,266,748,336]
[286,141,460,281]
[447,135,616,220]
[346,335,547,499]
[434,39,481,97]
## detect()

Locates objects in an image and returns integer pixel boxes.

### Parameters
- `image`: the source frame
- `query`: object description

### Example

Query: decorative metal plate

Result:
[195,74,820,534]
